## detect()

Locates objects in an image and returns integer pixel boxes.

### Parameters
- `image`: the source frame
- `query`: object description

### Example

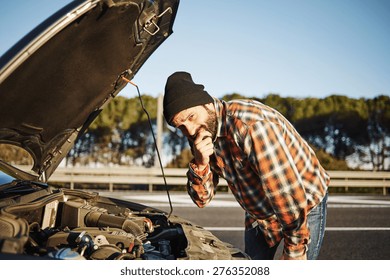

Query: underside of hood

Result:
[0,0,179,181]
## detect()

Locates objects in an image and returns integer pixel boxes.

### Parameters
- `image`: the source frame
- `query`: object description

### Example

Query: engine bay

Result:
[0,184,248,260]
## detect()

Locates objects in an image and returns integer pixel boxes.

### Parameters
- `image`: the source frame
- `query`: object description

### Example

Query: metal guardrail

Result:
[47,167,390,195]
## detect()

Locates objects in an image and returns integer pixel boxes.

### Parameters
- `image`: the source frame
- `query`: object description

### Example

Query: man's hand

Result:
[192,130,214,170]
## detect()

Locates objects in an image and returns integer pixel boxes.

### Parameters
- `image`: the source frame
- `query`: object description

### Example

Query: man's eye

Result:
[188,114,195,120]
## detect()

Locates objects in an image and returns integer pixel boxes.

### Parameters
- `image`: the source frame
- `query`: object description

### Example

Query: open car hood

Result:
[0,0,179,182]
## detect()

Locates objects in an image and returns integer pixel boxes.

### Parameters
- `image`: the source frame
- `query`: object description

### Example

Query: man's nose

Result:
[183,124,197,139]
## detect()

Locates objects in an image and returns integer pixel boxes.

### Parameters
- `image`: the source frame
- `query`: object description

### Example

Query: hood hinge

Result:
[143,7,172,36]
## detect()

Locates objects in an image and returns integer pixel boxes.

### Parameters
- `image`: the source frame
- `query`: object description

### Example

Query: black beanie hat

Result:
[163,72,214,124]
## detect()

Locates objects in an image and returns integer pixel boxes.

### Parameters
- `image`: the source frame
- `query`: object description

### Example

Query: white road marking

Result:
[118,194,390,208]
[104,193,390,232]
[204,227,390,231]
[328,204,390,208]
[325,227,390,231]
[120,194,239,207]
[329,196,390,205]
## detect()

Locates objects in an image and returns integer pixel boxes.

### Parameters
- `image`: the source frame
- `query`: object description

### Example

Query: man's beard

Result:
[189,105,218,142]
[203,105,218,140]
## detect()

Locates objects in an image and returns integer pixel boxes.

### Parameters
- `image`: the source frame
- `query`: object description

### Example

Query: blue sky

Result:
[1,0,389,99]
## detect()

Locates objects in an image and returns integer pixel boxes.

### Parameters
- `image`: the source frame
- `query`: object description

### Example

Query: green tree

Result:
[356,95,390,170]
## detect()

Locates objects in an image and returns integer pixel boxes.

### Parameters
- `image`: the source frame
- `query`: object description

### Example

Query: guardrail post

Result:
[109,182,113,192]
[148,183,153,192]
[70,171,74,190]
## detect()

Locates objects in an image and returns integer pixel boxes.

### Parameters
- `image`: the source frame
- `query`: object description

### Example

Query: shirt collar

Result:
[214,98,227,139]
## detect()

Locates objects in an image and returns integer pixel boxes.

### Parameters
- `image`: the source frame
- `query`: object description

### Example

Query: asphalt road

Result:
[100,191,390,260]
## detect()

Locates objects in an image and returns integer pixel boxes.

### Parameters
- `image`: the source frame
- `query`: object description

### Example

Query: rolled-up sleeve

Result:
[186,160,218,208]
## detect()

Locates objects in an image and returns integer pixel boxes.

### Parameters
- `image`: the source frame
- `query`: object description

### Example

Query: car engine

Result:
[0,184,248,260]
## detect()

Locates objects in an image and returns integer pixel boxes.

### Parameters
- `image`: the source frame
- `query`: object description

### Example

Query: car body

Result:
[0,0,249,260]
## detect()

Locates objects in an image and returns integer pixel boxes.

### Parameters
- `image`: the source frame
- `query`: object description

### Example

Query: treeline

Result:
[1,94,388,170]
[63,93,389,171]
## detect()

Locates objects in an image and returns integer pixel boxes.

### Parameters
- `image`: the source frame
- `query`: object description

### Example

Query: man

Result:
[163,71,330,260]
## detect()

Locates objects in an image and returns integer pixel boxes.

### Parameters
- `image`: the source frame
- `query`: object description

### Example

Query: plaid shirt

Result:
[186,98,330,258]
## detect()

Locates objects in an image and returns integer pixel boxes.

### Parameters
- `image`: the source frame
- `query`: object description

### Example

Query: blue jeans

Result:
[244,193,328,260]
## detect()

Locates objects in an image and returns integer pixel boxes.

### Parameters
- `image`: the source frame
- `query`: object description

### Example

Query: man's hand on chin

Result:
[192,130,214,169]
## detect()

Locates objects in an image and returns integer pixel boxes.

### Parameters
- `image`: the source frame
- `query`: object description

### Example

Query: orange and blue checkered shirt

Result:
[186,98,330,258]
